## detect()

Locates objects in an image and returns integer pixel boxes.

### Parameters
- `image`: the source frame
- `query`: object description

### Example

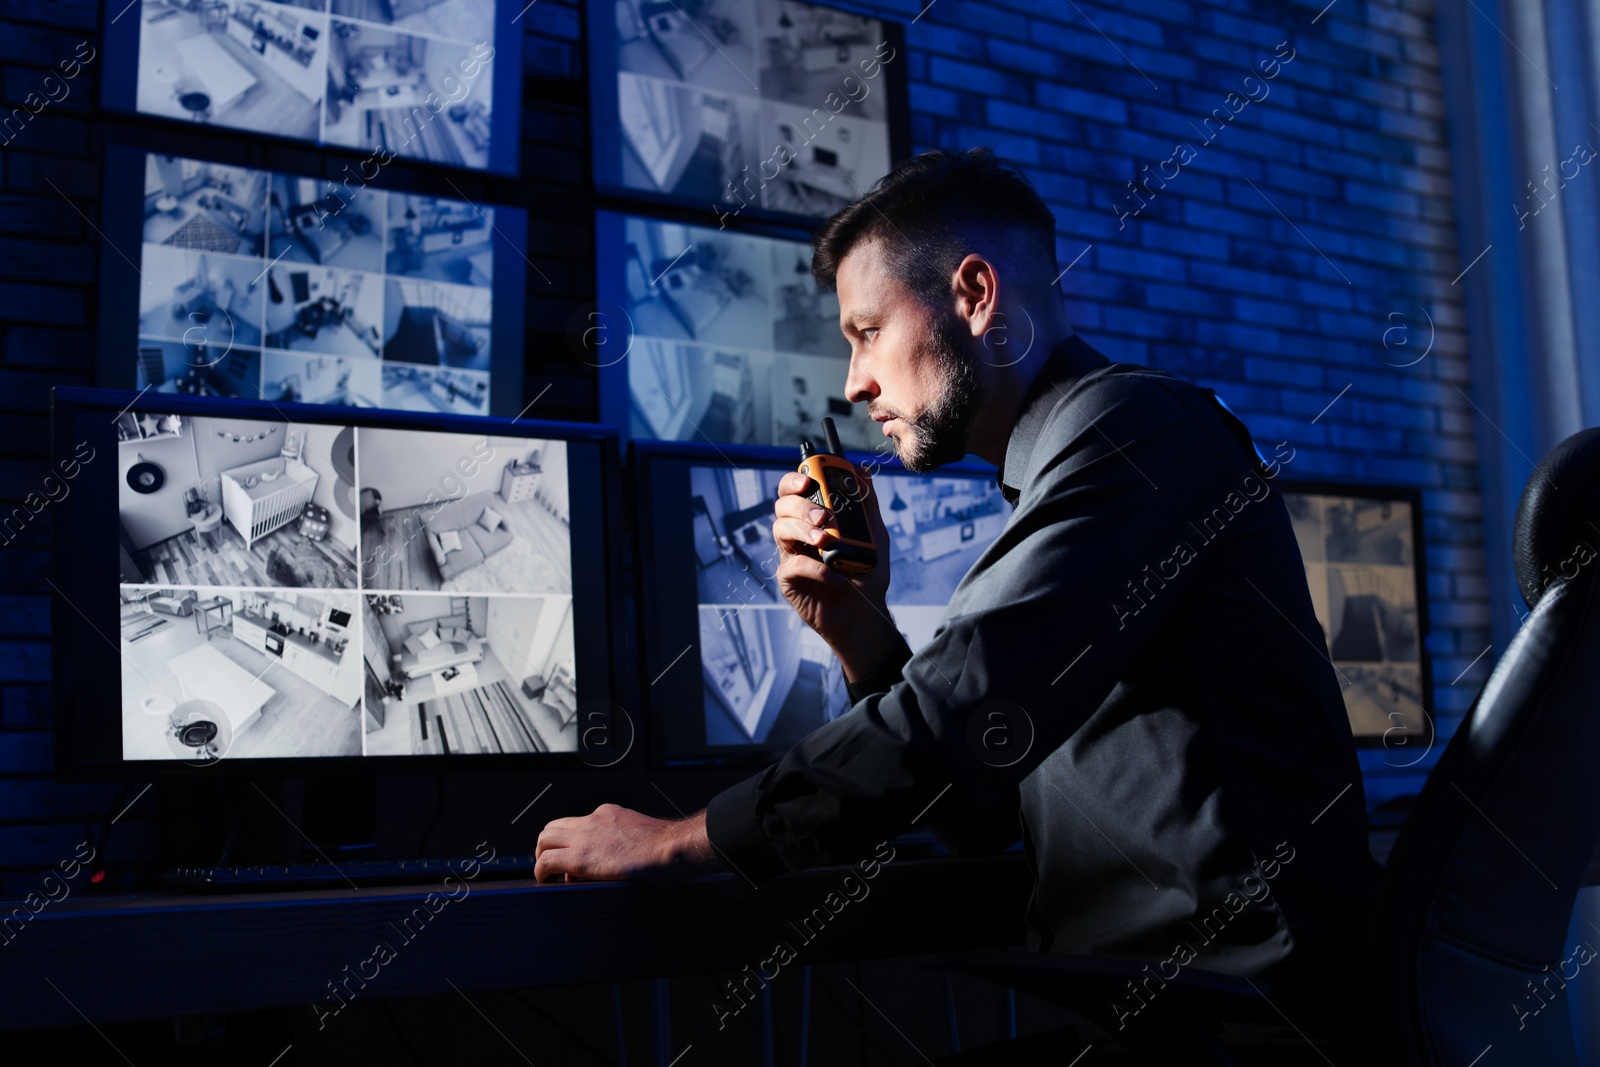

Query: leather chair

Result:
[931,428,1600,1065]
[1362,425,1600,1065]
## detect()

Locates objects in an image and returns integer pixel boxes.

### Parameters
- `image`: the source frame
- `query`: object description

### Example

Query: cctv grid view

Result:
[688,462,1009,750]
[117,415,579,762]
[622,213,886,451]
[611,0,897,221]
[136,153,497,417]
[133,0,499,170]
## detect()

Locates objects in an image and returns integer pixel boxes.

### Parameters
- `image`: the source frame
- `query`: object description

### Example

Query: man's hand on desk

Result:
[534,805,723,885]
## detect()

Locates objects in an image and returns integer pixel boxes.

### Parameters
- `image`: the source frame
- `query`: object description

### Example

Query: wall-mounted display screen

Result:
[597,209,870,450]
[99,149,526,417]
[590,0,908,222]
[1281,485,1432,747]
[632,441,1005,766]
[102,0,522,173]
[53,388,620,776]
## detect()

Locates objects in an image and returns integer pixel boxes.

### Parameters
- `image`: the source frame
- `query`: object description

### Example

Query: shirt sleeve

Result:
[843,635,913,706]
[704,372,1238,880]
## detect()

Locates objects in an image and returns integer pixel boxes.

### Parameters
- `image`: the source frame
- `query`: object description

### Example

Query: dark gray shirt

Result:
[706,334,1378,987]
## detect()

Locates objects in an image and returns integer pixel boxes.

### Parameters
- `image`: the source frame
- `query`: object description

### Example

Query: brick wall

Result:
[0,0,1484,893]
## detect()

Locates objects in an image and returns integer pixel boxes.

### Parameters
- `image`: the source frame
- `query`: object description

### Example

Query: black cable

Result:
[212,805,238,868]
[212,779,240,868]
[417,773,445,856]
[510,989,618,1066]
[380,1000,427,1066]
[95,782,134,864]
[812,970,895,1067]
[856,962,867,1066]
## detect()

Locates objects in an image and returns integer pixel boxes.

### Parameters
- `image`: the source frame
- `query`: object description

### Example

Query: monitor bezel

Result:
[51,385,625,781]
[629,436,1001,771]
[587,0,912,229]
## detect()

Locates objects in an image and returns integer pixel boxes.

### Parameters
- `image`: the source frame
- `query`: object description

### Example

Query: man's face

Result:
[836,240,980,472]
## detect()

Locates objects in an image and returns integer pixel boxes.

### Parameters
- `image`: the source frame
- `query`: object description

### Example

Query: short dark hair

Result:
[811,148,1059,308]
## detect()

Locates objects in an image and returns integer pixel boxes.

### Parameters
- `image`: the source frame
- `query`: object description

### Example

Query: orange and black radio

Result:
[798,416,878,575]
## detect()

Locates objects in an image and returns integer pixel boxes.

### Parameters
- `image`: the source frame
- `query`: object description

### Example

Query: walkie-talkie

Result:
[798,417,878,575]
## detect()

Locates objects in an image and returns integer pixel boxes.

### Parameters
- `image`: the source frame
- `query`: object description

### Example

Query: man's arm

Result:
[536,373,1234,884]
[700,374,1232,878]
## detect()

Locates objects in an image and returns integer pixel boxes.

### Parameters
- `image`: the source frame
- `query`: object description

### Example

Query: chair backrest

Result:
[1363,428,1600,1065]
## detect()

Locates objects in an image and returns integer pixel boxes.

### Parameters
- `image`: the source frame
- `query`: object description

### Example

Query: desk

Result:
[0,855,1031,1029]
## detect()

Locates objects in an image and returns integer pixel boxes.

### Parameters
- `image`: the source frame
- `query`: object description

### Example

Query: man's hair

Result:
[811,148,1060,308]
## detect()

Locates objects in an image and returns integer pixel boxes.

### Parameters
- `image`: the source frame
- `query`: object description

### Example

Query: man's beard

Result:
[891,314,981,472]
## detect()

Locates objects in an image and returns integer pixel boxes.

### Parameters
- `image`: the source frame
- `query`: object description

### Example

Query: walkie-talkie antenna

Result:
[821,416,844,457]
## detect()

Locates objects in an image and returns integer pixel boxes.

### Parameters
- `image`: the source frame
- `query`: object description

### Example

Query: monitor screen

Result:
[589,0,909,221]
[1281,485,1432,748]
[101,0,523,174]
[52,388,620,776]
[97,149,526,417]
[596,209,872,450]
[634,442,1006,766]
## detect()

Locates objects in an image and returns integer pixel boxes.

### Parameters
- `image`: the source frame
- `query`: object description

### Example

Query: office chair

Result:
[931,427,1600,1066]
[1362,424,1600,1066]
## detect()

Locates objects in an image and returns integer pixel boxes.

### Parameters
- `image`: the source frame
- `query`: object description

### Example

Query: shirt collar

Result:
[999,334,1112,505]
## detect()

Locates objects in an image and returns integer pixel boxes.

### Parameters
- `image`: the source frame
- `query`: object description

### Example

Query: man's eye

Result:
[861,328,879,342]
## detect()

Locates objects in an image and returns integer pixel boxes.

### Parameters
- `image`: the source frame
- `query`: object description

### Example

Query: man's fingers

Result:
[778,551,844,588]
[534,846,574,883]
[773,513,831,555]
[534,820,580,855]
[778,471,813,496]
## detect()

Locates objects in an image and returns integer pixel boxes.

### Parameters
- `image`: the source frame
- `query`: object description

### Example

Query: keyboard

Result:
[160,831,957,892]
[161,853,539,892]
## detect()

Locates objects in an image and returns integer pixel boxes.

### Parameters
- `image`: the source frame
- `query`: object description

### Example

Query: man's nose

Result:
[843,352,876,405]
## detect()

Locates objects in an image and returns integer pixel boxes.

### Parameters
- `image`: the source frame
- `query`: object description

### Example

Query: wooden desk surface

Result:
[0,854,1032,1030]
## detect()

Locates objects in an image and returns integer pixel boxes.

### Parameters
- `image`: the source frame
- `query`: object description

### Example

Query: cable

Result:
[418,773,445,855]
[380,1000,427,1066]
[812,970,895,1066]
[613,982,629,1067]
[510,989,618,1066]
[95,783,134,863]
[211,779,241,868]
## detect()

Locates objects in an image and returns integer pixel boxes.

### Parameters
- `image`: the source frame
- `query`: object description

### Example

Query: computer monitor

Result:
[50,387,622,778]
[632,440,1006,767]
[589,0,910,223]
[95,146,527,417]
[1280,483,1433,751]
[100,0,524,175]
[596,208,872,450]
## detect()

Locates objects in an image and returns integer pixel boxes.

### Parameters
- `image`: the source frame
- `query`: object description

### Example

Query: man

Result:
[537,149,1378,1056]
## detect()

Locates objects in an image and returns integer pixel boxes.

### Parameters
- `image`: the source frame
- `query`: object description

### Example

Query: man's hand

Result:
[534,805,721,885]
[772,466,903,682]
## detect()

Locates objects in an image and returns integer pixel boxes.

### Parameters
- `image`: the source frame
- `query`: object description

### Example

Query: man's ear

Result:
[951,253,1000,337]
